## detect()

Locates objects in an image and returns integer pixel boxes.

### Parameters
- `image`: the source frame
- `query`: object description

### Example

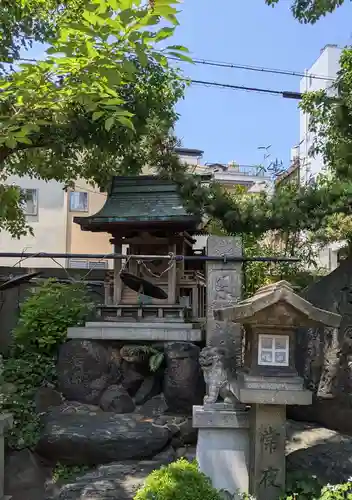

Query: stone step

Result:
[86,321,196,329]
[67,323,203,342]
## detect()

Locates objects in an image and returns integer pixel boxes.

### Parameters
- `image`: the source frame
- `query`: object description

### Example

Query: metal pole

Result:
[0,251,300,263]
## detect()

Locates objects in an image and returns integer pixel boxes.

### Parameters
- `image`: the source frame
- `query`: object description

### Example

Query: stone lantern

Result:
[214,280,341,500]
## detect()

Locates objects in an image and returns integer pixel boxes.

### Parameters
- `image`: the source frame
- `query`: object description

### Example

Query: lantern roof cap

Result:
[214,280,341,328]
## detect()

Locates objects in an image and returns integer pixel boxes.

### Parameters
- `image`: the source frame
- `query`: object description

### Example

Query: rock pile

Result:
[6,420,352,500]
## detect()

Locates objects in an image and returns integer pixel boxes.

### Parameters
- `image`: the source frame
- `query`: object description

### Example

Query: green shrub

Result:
[14,279,94,354]
[319,480,352,499]
[1,349,56,449]
[283,472,352,499]
[134,459,222,500]
[52,463,90,483]
[283,471,323,499]
[1,279,94,449]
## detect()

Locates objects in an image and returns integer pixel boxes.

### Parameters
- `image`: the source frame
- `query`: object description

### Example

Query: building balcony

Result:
[194,163,272,190]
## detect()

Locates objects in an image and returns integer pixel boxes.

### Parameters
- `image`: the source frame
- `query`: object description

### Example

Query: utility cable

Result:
[165,55,335,82]
[190,78,302,99]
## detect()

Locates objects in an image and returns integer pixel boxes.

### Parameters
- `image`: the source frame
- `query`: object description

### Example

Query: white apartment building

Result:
[299,44,343,271]
[299,44,341,184]
[0,148,272,268]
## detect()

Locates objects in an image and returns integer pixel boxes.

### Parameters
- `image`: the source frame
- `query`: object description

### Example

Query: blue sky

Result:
[25,0,352,169]
[171,0,352,167]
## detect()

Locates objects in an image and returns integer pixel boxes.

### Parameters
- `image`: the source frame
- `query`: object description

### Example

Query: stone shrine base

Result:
[193,404,249,498]
[67,321,203,342]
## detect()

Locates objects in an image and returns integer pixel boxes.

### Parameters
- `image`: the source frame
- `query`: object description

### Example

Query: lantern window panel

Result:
[258,334,289,367]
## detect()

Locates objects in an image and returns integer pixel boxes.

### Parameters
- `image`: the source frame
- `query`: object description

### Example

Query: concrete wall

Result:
[67,180,113,269]
[0,177,113,270]
[0,176,67,268]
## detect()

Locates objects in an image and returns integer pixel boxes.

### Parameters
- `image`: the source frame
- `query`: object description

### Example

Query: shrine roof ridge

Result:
[73,175,201,233]
[214,280,341,328]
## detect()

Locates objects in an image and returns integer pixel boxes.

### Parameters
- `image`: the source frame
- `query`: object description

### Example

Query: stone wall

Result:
[24,338,204,468]
[289,257,352,434]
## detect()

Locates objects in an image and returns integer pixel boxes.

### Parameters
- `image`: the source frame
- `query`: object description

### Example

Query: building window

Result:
[68,259,108,269]
[69,259,89,269]
[88,261,108,269]
[22,188,38,215]
[258,334,289,367]
[69,191,88,212]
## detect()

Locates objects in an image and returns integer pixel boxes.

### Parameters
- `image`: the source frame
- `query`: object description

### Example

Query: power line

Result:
[5,51,336,83]
[164,54,335,82]
[4,57,304,99]
[190,79,302,99]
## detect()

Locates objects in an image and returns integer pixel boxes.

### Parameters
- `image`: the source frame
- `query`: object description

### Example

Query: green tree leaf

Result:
[167,51,193,63]
[92,110,105,121]
[0,0,186,237]
[104,116,115,131]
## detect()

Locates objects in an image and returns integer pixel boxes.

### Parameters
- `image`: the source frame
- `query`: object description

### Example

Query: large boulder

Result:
[163,342,204,414]
[99,385,135,413]
[286,420,352,484]
[57,340,121,404]
[45,460,173,500]
[138,394,168,416]
[36,411,170,466]
[289,258,352,435]
[121,361,145,396]
[49,401,102,417]
[134,375,161,406]
[46,420,352,500]
[35,387,63,414]
[5,449,51,500]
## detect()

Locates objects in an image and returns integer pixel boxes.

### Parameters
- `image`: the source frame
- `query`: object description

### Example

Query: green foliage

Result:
[284,471,323,499]
[156,141,350,243]
[134,461,352,500]
[0,279,94,449]
[0,0,189,237]
[0,350,56,449]
[242,232,324,298]
[265,0,346,23]
[134,459,222,500]
[14,279,94,354]
[123,344,164,372]
[205,185,324,296]
[52,463,90,483]
[0,0,85,66]
[283,473,352,499]
[149,351,165,372]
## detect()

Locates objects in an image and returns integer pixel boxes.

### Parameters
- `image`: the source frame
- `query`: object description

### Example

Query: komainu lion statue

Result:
[199,346,236,405]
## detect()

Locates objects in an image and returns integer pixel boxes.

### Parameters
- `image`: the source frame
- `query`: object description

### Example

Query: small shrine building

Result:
[67,175,207,342]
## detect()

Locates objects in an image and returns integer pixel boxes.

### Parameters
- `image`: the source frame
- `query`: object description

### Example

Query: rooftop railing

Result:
[199,164,270,178]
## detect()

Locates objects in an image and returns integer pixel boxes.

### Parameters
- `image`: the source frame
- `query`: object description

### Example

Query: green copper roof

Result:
[74,176,200,232]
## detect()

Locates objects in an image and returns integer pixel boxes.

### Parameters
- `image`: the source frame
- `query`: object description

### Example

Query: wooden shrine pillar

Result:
[113,239,122,304]
[168,243,177,304]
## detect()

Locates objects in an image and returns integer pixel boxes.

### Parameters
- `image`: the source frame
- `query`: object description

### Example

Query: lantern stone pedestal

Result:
[0,413,13,500]
[215,280,341,500]
[193,403,249,498]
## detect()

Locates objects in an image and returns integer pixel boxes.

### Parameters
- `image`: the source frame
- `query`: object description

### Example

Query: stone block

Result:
[194,405,249,498]
[249,404,286,500]
[193,406,249,429]
[206,236,243,366]
[67,323,203,342]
